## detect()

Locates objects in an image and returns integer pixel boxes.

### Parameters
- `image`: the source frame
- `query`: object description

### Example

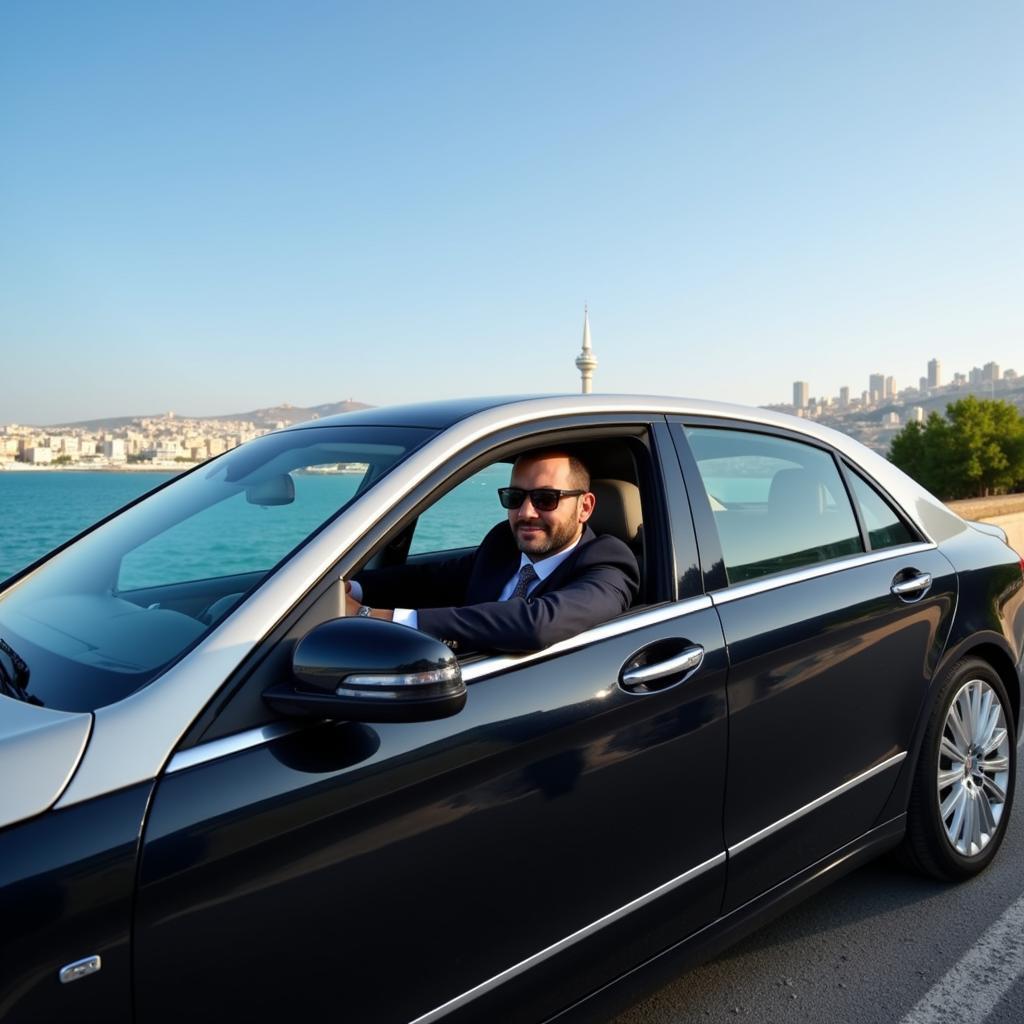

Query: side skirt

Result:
[547,814,907,1024]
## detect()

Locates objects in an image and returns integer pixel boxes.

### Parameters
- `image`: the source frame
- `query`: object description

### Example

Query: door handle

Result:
[891,571,932,601]
[620,645,704,692]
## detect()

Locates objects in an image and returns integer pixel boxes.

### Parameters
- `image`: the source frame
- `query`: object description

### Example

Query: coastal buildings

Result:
[0,415,268,470]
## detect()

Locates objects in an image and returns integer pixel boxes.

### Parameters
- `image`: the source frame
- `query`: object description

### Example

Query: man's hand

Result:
[344,581,395,621]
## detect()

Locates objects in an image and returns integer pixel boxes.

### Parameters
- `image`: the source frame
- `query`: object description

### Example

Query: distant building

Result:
[927,358,942,388]
[983,361,1001,382]
[884,376,896,399]
[793,381,810,409]
[838,386,850,408]
[102,439,127,462]
[907,407,925,424]
[869,373,885,400]
[23,446,53,464]
[919,376,929,393]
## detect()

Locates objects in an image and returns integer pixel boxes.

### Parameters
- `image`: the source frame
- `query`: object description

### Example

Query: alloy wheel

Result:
[937,678,1011,857]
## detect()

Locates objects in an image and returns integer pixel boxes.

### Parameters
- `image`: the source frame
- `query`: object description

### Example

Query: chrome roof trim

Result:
[166,722,301,774]
[461,596,714,683]
[406,851,726,1024]
[56,394,962,809]
[728,751,907,857]
[711,543,938,605]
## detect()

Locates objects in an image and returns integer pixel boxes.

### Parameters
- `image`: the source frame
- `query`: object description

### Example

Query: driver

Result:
[345,449,639,653]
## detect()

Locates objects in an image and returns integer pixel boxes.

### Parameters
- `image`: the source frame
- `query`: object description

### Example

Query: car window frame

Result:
[181,413,694,748]
[835,457,924,552]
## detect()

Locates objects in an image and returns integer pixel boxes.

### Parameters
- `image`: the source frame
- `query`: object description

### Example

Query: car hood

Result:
[0,695,92,830]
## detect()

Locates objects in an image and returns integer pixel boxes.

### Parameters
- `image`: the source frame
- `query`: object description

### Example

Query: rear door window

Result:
[685,427,863,584]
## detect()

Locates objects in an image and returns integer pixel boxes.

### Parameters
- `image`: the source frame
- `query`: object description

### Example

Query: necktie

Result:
[509,563,539,600]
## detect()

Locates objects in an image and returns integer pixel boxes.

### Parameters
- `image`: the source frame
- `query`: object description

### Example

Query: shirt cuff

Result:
[392,608,418,630]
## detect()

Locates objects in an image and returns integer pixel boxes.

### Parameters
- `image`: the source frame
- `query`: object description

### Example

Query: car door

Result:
[670,420,957,911]
[132,420,729,1024]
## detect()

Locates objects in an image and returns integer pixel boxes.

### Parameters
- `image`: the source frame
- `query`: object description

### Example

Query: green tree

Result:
[889,397,1024,499]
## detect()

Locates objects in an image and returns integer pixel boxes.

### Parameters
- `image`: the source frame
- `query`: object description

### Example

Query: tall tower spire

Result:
[575,305,598,394]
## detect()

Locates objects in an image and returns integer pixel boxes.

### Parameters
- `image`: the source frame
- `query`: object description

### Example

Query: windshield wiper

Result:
[0,637,40,705]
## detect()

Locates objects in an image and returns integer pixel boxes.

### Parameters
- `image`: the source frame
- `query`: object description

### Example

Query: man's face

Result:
[507,455,595,562]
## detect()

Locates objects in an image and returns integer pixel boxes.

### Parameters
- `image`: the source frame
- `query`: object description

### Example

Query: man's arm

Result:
[356,548,477,610]
[416,537,639,653]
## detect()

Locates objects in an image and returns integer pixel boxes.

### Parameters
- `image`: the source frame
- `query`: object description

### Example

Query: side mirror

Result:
[264,617,466,723]
[246,474,295,506]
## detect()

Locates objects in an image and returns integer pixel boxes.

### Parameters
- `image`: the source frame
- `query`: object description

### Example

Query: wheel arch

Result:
[940,636,1022,740]
[876,632,1021,825]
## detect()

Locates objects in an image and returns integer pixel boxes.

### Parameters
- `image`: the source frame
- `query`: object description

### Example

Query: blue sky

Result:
[2,1,1021,424]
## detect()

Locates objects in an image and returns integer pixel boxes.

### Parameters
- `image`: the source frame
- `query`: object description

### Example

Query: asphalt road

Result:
[612,756,1024,1024]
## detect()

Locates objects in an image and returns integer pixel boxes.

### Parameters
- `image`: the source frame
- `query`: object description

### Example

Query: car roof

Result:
[285,393,964,544]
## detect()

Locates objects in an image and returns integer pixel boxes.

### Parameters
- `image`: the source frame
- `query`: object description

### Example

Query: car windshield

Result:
[0,424,435,712]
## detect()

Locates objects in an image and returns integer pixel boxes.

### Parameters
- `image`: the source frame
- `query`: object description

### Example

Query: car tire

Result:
[903,657,1016,881]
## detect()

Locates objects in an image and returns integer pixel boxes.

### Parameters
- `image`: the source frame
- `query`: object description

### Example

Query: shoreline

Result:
[0,463,184,473]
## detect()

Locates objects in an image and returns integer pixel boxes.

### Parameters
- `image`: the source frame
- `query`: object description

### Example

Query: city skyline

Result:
[790,355,1013,412]
[1,345,1017,431]
[2,3,1021,424]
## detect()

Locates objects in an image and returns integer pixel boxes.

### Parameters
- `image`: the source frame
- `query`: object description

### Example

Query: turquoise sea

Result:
[0,472,178,580]
[0,467,507,582]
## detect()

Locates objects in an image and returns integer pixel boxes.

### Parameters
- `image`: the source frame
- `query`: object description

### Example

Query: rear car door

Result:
[132,418,729,1024]
[670,419,957,910]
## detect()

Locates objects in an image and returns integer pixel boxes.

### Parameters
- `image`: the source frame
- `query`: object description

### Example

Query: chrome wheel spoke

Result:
[937,767,962,789]
[969,683,986,740]
[940,735,965,765]
[977,790,997,836]
[947,698,972,753]
[971,793,984,850]
[941,781,967,823]
[981,774,1007,804]
[976,692,999,751]
[980,753,1010,774]
[983,727,1008,756]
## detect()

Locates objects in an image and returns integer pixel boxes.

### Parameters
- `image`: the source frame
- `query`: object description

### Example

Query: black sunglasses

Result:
[497,487,586,512]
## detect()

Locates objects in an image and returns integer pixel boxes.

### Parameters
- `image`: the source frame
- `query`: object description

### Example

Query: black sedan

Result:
[1,395,1020,1023]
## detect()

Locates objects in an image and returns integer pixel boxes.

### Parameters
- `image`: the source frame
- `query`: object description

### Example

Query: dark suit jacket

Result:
[358,523,640,654]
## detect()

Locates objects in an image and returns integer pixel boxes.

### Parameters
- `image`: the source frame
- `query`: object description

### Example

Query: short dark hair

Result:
[512,449,591,490]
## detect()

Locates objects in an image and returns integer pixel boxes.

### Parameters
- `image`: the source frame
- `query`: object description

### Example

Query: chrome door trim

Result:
[727,751,907,857]
[460,597,714,683]
[167,722,301,775]
[711,544,937,605]
[406,851,726,1024]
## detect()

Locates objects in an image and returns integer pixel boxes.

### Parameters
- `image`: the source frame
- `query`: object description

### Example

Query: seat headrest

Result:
[768,468,825,515]
[589,479,642,544]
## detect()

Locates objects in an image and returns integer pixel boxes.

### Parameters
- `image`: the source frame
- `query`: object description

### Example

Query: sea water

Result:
[0,467,509,582]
